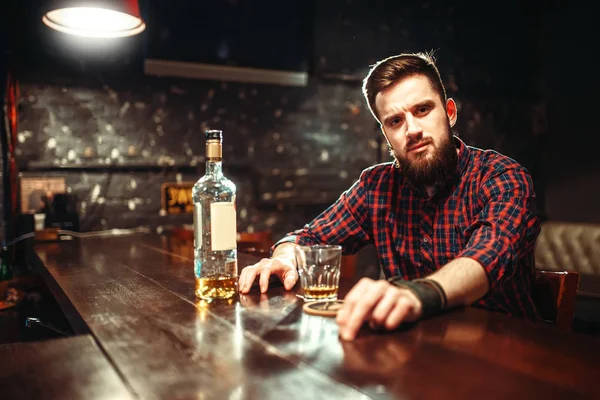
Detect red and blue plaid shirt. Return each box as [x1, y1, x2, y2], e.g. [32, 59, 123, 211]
[277, 137, 541, 320]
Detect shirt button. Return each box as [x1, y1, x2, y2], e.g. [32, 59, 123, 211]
[422, 237, 429, 243]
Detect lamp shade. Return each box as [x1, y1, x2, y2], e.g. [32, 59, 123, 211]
[42, 0, 146, 38]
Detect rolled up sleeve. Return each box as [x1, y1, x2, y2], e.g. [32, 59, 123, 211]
[457, 166, 541, 290]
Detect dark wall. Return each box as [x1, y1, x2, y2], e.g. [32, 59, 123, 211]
[5, 0, 593, 243]
[539, 2, 600, 223]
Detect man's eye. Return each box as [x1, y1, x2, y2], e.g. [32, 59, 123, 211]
[390, 118, 402, 126]
[417, 106, 430, 115]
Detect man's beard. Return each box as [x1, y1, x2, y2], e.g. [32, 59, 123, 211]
[390, 126, 458, 189]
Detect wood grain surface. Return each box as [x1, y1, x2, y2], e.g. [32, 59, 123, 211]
[31, 233, 600, 399]
[0, 334, 133, 400]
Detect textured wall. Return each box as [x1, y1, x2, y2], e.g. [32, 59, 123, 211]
[10, 0, 548, 244]
[16, 71, 376, 236]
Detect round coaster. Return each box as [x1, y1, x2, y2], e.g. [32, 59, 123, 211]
[302, 300, 344, 317]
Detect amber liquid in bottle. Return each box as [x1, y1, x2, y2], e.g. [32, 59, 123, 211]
[192, 130, 238, 301]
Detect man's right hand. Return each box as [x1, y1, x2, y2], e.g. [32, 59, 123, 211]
[238, 257, 298, 294]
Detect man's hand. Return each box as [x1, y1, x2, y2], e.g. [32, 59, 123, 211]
[336, 278, 423, 341]
[238, 257, 298, 294]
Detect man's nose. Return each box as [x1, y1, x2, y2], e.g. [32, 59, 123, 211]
[405, 114, 423, 137]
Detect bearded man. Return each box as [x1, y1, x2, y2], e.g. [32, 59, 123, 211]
[239, 52, 541, 341]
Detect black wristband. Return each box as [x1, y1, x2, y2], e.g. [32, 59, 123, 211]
[415, 278, 448, 310]
[387, 277, 445, 319]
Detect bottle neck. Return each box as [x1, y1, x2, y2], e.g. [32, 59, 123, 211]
[205, 140, 223, 177]
[205, 158, 223, 177]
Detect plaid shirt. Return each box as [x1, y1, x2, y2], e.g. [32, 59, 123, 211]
[277, 137, 541, 320]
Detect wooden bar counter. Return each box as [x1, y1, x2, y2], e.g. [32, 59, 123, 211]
[18, 233, 600, 399]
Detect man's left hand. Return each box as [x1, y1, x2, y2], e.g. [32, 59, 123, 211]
[336, 278, 423, 341]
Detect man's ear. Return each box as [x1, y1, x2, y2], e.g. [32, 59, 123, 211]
[446, 98, 458, 127]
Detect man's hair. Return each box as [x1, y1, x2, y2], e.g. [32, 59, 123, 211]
[362, 52, 447, 122]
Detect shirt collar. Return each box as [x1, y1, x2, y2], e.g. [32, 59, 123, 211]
[454, 135, 470, 177]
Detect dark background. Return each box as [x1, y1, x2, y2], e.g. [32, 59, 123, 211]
[1, 0, 598, 244]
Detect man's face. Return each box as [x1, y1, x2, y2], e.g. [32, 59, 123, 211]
[375, 74, 458, 187]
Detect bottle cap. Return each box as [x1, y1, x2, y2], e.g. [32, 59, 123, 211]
[205, 130, 222, 141]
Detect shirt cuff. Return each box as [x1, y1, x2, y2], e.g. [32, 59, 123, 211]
[271, 235, 297, 254]
[457, 239, 512, 290]
[271, 233, 319, 255]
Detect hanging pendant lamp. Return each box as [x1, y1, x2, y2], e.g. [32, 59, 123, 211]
[42, 0, 146, 38]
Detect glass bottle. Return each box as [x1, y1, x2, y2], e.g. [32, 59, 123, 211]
[192, 130, 238, 300]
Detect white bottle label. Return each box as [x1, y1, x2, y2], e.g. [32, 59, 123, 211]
[193, 203, 202, 248]
[210, 202, 236, 251]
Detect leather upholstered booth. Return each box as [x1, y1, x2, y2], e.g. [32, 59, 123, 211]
[535, 221, 600, 277]
[533, 221, 600, 331]
[531, 221, 600, 329]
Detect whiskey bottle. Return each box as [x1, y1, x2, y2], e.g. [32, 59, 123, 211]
[192, 130, 238, 300]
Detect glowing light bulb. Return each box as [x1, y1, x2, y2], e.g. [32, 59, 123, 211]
[42, 7, 145, 38]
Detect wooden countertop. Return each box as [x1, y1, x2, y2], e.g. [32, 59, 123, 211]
[0, 334, 133, 399]
[27, 233, 600, 399]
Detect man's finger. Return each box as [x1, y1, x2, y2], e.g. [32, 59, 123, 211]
[336, 278, 372, 326]
[258, 261, 273, 293]
[260, 258, 296, 291]
[385, 296, 414, 330]
[369, 287, 399, 328]
[343, 277, 374, 303]
[239, 263, 261, 293]
[339, 281, 387, 340]
[239, 259, 270, 293]
[281, 266, 298, 290]
[238, 265, 254, 294]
